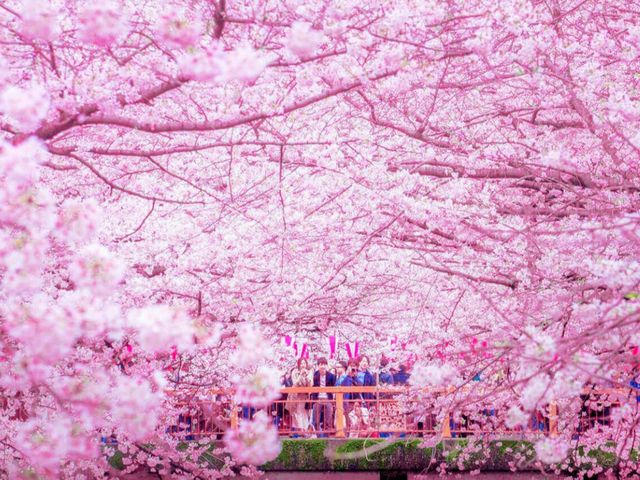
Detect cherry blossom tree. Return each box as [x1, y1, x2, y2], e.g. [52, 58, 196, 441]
[0, 0, 639, 477]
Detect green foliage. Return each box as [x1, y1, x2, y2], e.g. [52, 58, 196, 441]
[176, 442, 189, 452]
[444, 439, 494, 470]
[493, 439, 535, 462]
[198, 450, 226, 469]
[107, 450, 124, 471]
[263, 439, 329, 470]
[571, 444, 619, 471]
[587, 448, 618, 469]
[332, 439, 438, 471]
[335, 439, 383, 454]
[104, 439, 635, 475]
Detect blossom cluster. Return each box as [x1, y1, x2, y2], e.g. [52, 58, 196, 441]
[225, 325, 282, 465]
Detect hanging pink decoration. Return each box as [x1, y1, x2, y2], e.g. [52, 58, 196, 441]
[329, 335, 337, 359]
[296, 342, 309, 359]
[282, 335, 301, 358]
[345, 341, 360, 359]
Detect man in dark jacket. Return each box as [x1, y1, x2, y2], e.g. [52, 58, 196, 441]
[357, 355, 377, 402]
[342, 360, 361, 395]
[341, 360, 363, 435]
[311, 357, 335, 435]
[378, 356, 394, 385]
[393, 364, 410, 385]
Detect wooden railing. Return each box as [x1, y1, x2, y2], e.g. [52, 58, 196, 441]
[166, 385, 638, 440]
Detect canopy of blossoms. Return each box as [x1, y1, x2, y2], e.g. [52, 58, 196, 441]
[0, 0, 639, 477]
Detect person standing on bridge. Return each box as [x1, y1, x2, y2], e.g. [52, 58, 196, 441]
[377, 355, 394, 385]
[311, 357, 335, 436]
[286, 358, 312, 437]
[393, 363, 410, 385]
[335, 360, 348, 386]
[341, 360, 362, 435]
[357, 355, 377, 402]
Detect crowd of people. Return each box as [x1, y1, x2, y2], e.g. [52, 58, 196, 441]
[271, 355, 411, 437]
[172, 356, 640, 441]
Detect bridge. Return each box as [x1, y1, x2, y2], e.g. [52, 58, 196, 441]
[108, 385, 632, 478]
[168, 385, 626, 439]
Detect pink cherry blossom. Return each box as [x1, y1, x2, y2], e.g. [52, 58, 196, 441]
[68, 244, 126, 295]
[109, 376, 163, 441]
[410, 362, 460, 387]
[287, 22, 324, 58]
[520, 374, 552, 411]
[233, 324, 273, 369]
[14, 417, 99, 477]
[179, 45, 272, 84]
[522, 326, 556, 362]
[77, 2, 129, 47]
[19, 0, 61, 41]
[224, 411, 281, 465]
[154, 4, 203, 49]
[505, 406, 530, 429]
[0, 84, 50, 131]
[56, 198, 101, 244]
[535, 438, 570, 464]
[0, 138, 44, 194]
[234, 365, 282, 408]
[219, 45, 272, 84]
[126, 305, 195, 353]
[0, 234, 48, 294]
[177, 46, 224, 82]
[0, 138, 53, 234]
[4, 294, 75, 365]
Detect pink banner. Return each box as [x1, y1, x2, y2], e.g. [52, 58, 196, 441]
[283, 335, 300, 358]
[296, 343, 309, 359]
[345, 341, 359, 359]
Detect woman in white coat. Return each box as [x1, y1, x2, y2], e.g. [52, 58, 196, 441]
[285, 358, 312, 436]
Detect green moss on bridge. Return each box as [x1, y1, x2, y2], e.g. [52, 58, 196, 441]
[107, 438, 639, 475]
[264, 439, 527, 472]
[333, 439, 437, 471]
[263, 439, 330, 470]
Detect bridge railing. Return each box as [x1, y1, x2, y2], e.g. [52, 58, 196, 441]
[167, 385, 636, 440]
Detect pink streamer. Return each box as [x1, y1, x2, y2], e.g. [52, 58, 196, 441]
[345, 341, 360, 359]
